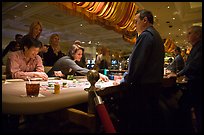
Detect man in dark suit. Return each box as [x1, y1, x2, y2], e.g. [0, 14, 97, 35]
[167, 46, 185, 73]
[118, 9, 165, 133]
[168, 26, 202, 133]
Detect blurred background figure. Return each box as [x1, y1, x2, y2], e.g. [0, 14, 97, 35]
[20, 20, 43, 50]
[168, 26, 202, 133]
[181, 48, 188, 62]
[95, 46, 111, 72]
[38, 44, 49, 65]
[2, 34, 23, 65]
[43, 34, 65, 66]
[166, 46, 185, 73]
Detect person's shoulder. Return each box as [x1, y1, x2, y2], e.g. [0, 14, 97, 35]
[58, 55, 70, 61]
[11, 50, 22, 54]
[197, 40, 202, 49]
[36, 54, 43, 59]
[139, 30, 153, 39]
[8, 50, 22, 57]
[8, 40, 16, 44]
[143, 26, 155, 35]
[21, 34, 30, 40]
[5, 41, 16, 48]
[55, 56, 73, 66]
[46, 46, 54, 52]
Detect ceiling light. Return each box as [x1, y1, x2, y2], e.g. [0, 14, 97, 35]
[167, 6, 170, 9]
[154, 15, 157, 18]
[80, 24, 83, 27]
[25, 5, 28, 8]
[178, 29, 181, 31]
[169, 33, 171, 35]
[172, 17, 175, 20]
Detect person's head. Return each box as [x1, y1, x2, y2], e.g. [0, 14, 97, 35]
[101, 46, 109, 55]
[134, 9, 154, 35]
[68, 44, 84, 61]
[15, 34, 23, 43]
[9, 41, 20, 51]
[186, 26, 202, 46]
[49, 34, 60, 46]
[22, 37, 42, 59]
[28, 21, 42, 39]
[168, 57, 173, 63]
[174, 46, 181, 55]
[40, 44, 49, 53]
[74, 40, 81, 45]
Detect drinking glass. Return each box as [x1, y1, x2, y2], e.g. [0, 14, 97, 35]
[26, 82, 40, 97]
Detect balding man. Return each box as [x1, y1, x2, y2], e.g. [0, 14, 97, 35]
[169, 26, 202, 133]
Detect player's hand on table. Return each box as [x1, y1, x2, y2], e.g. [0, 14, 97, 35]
[113, 81, 120, 86]
[113, 78, 121, 86]
[99, 73, 109, 82]
[167, 72, 177, 78]
[54, 71, 65, 77]
[33, 72, 48, 81]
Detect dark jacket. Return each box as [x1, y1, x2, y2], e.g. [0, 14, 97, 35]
[178, 40, 202, 81]
[47, 56, 89, 77]
[167, 54, 185, 73]
[43, 46, 65, 66]
[124, 26, 164, 85]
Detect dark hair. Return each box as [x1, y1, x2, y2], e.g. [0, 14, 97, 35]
[68, 44, 84, 59]
[21, 37, 42, 51]
[44, 44, 50, 48]
[15, 34, 23, 40]
[136, 9, 154, 24]
[74, 40, 81, 45]
[175, 46, 181, 53]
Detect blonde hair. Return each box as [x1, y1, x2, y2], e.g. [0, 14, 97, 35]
[49, 34, 59, 45]
[28, 20, 42, 39]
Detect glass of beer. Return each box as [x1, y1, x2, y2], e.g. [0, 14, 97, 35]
[26, 82, 40, 97]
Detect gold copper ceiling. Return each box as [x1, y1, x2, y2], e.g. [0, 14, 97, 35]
[49, 2, 138, 44]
